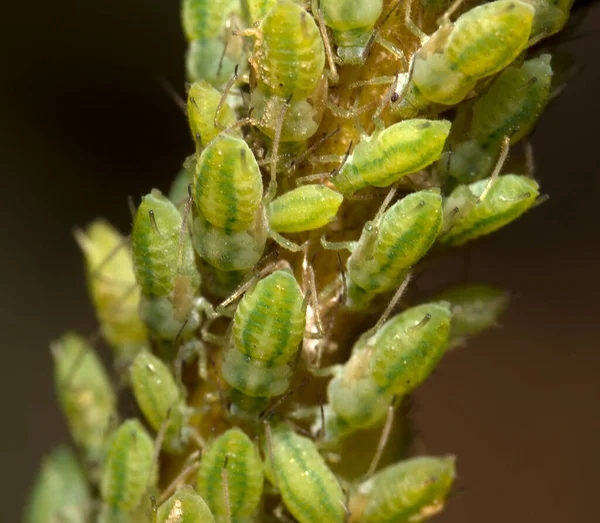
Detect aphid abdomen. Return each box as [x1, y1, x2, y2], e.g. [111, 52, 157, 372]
[182, 0, 236, 41]
[156, 486, 215, 523]
[440, 174, 540, 246]
[194, 135, 263, 232]
[197, 428, 264, 522]
[268, 185, 343, 233]
[353, 456, 456, 522]
[447, 0, 535, 79]
[243, 0, 277, 25]
[100, 420, 156, 515]
[522, 0, 573, 39]
[265, 422, 346, 523]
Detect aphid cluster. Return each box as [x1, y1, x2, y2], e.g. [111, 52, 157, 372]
[26, 0, 574, 521]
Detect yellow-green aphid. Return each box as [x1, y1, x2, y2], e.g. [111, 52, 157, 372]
[24, 446, 90, 523]
[446, 0, 535, 79]
[250, 0, 326, 143]
[264, 421, 346, 523]
[131, 190, 202, 343]
[317, 0, 383, 64]
[52, 333, 117, 471]
[326, 303, 451, 434]
[197, 428, 264, 522]
[192, 135, 268, 271]
[439, 174, 540, 246]
[242, 0, 277, 25]
[350, 456, 456, 523]
[130, 350, 193, 454]
[187, 80, 239, 147]
[268, 185, 343, 233]
[345, 190, 443, 310]
[155, 486, 215, 523]
[222, 269, 306, 398]
[181, 0, 242, 85]
[75, 220, 147, 361]
[431, 283, 510, 347]
[100, 419, 157, 521]
[522, 0, 573, 39]
[330, 120, 451, 195]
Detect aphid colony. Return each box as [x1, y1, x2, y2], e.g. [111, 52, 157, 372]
[26, 0, 571, 521]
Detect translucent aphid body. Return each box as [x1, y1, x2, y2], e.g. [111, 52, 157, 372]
[268, 185, 343, 233]
[345, 190, 443, 309]
[196, 428, 264, 522]
[318, 0, 384, 64]
[351, 456, 456, 522]
[100, 419, 157, 519]
[264, 422, 346, 523]
[132, 190, 202, 342]
[75, 220, 147, 360]
[439, 174, 540, 246]
[331, 120, 451, 195]
[52, 333, 117, 468]
[130, 350, 192, 454]
[24, 446, 90, 523]
[431, 283, 510, 347]
[222, 269, 306, 398]
[522, 0, 573, 39]
[155, 486, 215, 523]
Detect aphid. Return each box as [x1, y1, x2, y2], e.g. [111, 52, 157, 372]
[242, 0, 277, 26]
[99, 419, 157, 521]
[264, 421, 346, 523]
[74, 220, 147, 361]
[222, 268, 306, 400]
[130, 350, 199, 454]
[431, 283, 510, 347]
[131, 190, 203, 345]
[317, 0, 384, 65]
[324, 303, 451, 440]
[24, 446, 90, 523]
[169, 168, 194, 208]
[154, 486, 215, 523]
[330, 120, 451, 195]
[181, 0, 243, 86]
[521, 0, 573, 40]
[439, 174, 540, 246]
[52, 333, 117, 472]
[349, 456, 456, 522]
[196, 428, 264, 522]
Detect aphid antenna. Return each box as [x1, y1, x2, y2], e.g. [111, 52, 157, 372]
[215, 64, 240, 130]
[259, 376, 312, 422]
[437, 0, 466, 28]
[325, 98, 378, 119]
[204, 111, 257, 151]
[313, 0, 339, 84]
[372, 72, 400, 125]
[176, 184, 194, 272]
[362, 0, 404, 63]
[313, 396, 326, 441]
[157, 459, 201, 505]
[297, 138, 354, 186]
[524, 141, 535, 178]
[373, 184, 399, 225]
[404, 0, 429, 46]
[215, 38, 230, 84]
[530, 193, 550, 209]
[127, 195, 137, 222]
[149, 409, 171, 485]
[478, 136, 510, 202]
[369, 271, 413, 336]
[266, 94, 293, 203]
[290, 127, 341, 175]
[222, 455, 232, 523]
[157, 77, 187, 114]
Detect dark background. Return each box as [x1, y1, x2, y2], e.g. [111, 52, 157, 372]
[1, 1, 598, 521]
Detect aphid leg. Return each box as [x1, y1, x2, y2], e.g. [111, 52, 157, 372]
[158, 459, 201, 504]
[150, 409, 171, 483]
[373, 73, 400, 127]
[222, 456, 232, 523]
[295, 141, 352, 185]
[266, 95, 292, 202]
[177, 184, 193, 270]
[478, 136, 510, 202]
[290, 127, 340, 175]
[302, 250, 324, 340]
[368, 271, 413, 336]
[260, 376, 312, 421]
[269, 230, 306, 252]
[366, 402, 395, 477]
[158, 77, 187, 114]
[127, 195, 137, 221]
[150, 495, 158, 523]
[313, 0, 339, 83]
[362, 0, 403, 62]
[373, 184, 399, 225]
[404, 0, 428, 45]
[524, 140, 535, 178]
[437, 0, 466, 27]
[215, 64, 240, 130]
[320, 236, 356, 252]
[201, 314, 227, 345]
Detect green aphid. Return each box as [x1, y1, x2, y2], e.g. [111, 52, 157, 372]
[130, 350, 194, 454]
[351, 456, 456, 523]
[100, 419, 157, 520]
[268, 184, 343, 234]
[155, 486, 215, 523]
[24, 446, 90, 523]
[344, 190, 443, 310]
[431, 283, 510, 347]
[446, 0, 535, 79]
[168, 168, 194, 209]
[317, 0, 384, 65]
[52, 333, 117, 471]
[131, 190, 202, 342]
[181, 0, 242, 85]
[186, 80, 239, 147]
[74, 220, 147, 361]
[326, 303, 451, 433]
[522, 0, 573, 39]
[264, 421, 346, 523]
[242, 0, 277, 25]
[439, 174, 540, 246]
[330, 120, 451, 195]
[196, 428, 264, 522]
[222, 269, 306, 398]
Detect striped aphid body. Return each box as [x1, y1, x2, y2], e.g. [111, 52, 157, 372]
[350, 456, 456, 523]
[439, 174, 540, 246]
[264, 421, 346, 523]
[196, 428, 264, 522]
[222, 269, 306, 401]
[155, 486, 216, 523]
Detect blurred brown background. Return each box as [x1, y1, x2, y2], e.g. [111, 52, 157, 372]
[0, 1, 598, 521]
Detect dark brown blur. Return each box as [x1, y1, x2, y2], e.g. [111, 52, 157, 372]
[1, 1, 598, 521]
